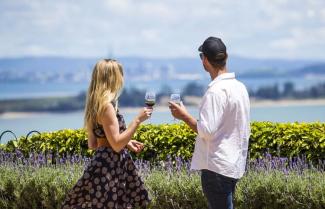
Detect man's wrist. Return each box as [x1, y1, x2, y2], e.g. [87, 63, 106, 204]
[134, 118, 141, 126]
[183, 113, 198, 133]
[182, 113, 192, 123]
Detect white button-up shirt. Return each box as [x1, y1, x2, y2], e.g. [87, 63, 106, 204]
[190, 72, 250, 179]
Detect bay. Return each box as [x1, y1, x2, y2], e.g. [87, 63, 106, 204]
[1, 104, 325, 144]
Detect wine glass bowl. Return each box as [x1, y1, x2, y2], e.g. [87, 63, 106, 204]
[170, 93, 181, 105]
[170, 93, 181, 122]
[145, 92, 156, 107]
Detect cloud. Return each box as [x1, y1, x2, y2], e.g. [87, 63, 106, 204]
[321, 9, 325, 22]
[271, 38, 297, 50]
[0, 0, 325, 60]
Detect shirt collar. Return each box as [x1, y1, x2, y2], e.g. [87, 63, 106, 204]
[208, 72, 236, 87]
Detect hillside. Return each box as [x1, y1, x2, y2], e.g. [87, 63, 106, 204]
[0, 56, 324, 83]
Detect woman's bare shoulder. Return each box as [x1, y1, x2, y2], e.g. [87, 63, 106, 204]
[98, 102, 117, 124]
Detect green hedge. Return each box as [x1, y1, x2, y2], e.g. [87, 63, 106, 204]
[249, 122, 325, 161]
[2, 122, 325, 161]
[0, 165, 324, 209]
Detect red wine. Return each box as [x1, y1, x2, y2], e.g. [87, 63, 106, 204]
[145, 101, 155, 107]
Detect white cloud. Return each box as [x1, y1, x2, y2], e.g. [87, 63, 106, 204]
[270, 38, 297, 50]
[141, 29, 161, 42]
[24, 45, 49, 56]
[307, 9, 316, 18]
[0, 0, 325, 59]
[320, 9, 325, 22]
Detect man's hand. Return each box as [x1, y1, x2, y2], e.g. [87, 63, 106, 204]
[169, 101, 198, 133]
[168, 101, 189, 121]
[127, 140, 144, 153]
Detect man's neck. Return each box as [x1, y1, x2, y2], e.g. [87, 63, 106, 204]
[210, 67, 227, 80]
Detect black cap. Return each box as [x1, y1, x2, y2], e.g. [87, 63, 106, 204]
[198, 37, 227, 58]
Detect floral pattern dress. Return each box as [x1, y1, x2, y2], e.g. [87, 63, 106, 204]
[61, 111, 150, 209]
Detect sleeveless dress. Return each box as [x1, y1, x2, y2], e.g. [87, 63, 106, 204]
[61, 111, 150, 209]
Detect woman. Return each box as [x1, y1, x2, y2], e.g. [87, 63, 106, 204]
[61, 59, 152, 209]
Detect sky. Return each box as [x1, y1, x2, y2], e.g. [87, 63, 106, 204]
[0, 0, 325, 60]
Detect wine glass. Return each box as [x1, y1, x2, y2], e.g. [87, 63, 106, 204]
[170, 93, 181, 105]
[145, 91, 156, 122]
[145, 91, 156, 107]
[170, 93, 181, 121]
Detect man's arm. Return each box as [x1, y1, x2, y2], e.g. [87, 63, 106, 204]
[170, 90, 226, 140]
[182, 113, 198, 133]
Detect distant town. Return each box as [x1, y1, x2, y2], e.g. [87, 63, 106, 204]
[0, 56, 324, 113]
[0, 56, 324, 84]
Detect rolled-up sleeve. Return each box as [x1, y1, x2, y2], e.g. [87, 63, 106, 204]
[197, 90, 227, 140]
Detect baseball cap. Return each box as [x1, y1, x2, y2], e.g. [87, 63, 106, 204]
[198, 37, 227, 59]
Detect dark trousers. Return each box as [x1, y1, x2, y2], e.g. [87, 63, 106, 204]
[201, 169, 238, 209]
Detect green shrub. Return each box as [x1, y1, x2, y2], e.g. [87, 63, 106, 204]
[249, 122, 325, 161]
[2, 122, 325, 162]
[133, 123, 196, 161]
[4, 129, 90, 157]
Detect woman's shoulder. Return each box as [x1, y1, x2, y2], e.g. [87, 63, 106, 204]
[97, 102, 116, 123]
[103, 102, 116, 113]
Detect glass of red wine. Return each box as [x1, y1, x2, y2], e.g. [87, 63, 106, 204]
[145, 91, 156, 107]
[145, 91, 156, 122]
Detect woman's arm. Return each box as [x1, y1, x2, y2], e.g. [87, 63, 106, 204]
[87, 124, 98, 150]
[101, 103, 152, 153]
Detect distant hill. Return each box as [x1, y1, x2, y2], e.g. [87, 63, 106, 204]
[0, 57, 96, 72]
[0, 55, 323, 72]
[295, 64, 325, 75]
[0, 56, 324, 83]
[228, 55, 323, 72]
[238, 63, 325, 78]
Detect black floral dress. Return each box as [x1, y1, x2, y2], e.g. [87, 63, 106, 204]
[61, 111, 150, 209]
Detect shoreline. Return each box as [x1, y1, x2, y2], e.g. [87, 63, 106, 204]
[250, 98, 325, 108]
[1, 98, 325, 119]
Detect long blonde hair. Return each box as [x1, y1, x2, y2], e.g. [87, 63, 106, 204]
[84, 59, 124, 130]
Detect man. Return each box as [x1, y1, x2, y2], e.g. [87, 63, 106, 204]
[169, 37, 250, 209]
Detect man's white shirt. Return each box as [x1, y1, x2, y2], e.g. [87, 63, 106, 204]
[190, 72, 250, 179]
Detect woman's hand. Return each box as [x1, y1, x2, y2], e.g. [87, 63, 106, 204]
[136, 107, 153, 123]
[127, 140, 144, 153]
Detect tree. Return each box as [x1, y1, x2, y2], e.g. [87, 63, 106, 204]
[283, 82, 295, 97]
[119, 88, 145, 107]
[182, 82, 204, 96]
[255, 84, 280, 99]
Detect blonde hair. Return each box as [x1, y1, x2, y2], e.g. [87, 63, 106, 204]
[84, 59, 124, 130]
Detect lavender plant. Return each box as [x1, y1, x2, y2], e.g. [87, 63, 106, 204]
[0, 149, 324, 209]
